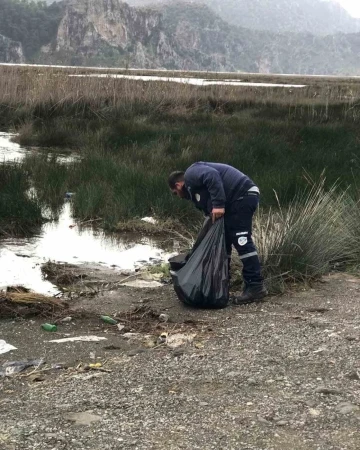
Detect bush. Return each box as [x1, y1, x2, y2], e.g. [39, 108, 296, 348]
[254, 179, 360, 293]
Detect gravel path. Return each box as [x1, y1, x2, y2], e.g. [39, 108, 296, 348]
[1, 273, 360, 449]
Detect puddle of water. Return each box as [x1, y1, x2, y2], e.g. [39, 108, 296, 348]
[0, 132, 28, 161]
[70, 74, 307, 88]
[0, 132, 79, 163]
[0, 134, 173, 294]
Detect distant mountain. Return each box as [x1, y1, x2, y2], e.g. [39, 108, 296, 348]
[2, 0, 360, 75]
[128, 0, 360, 35]
[0, 34, 24, 63]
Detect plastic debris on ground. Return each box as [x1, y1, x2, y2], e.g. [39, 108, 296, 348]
[47, 336, 107, 343]
[0, 339, 17, 355]
[0, 359, 45, 377]
[41, 323, 57, 332]
[122, 280, 163, 288]
[141, 217, 157, 225]
[165, 333, 196, 349]
[100, 315, 117, 325]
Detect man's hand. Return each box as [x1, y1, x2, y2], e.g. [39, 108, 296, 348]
[212, 207, 225, 223]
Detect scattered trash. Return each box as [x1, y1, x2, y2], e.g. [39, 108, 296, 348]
[88, 363, 102, 369]
[100, 315, 117, 325]
[165, 333, 196, 349]
[28, 374, 45, 382]
[123, 332, 141, 340]
[61, 316, 73, 323]
[159, 313, 169, 323]
[158, 332, 168, 344]
[89, 352, 96, 360]
[194, 342, 205, 349]
[51, 363, 67, 370]
[0, 359, 45, 377]
[143, 336, 157, 348]
[0, 340, 17, 355]
[83, 363, 111, 373]
[141, 217, 157, 225]
[122, 280, 163, 288]
[41, 323, 57, 332]
[47, 336, 107, 343]
[117, 324, 125, 332]
[65, 192, 75, 199]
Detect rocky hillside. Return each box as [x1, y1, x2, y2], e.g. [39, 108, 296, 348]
[128, 0, 360, 35]
[0, 34, 24, 63]
[2, 0, 360, 75]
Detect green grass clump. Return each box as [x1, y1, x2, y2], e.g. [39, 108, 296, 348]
[254, 180, 360, 293]
[0, 163, 43, 236]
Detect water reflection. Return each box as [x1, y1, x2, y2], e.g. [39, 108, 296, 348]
[0, 134, 171, 294]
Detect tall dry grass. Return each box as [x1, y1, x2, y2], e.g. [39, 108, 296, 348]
[1, 65, 360, 124]
[254, 179, 360, 292]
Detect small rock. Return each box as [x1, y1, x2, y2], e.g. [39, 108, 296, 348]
[159, 313, 169, 323]
[309, 408, 321, 417]
[275, 420, 287, 427]
[345, 335, 358, 342]
[123, 332, 141, 340]
[226, 371, 242, 378]
[315, 387, 342, 395]
[61, 317, 73, 323]
[346, 370, 360, 381]
[127, 349, 146, 357]
[64, 411, 102, 426]
[199, 402, 209, 407]
[103, 345, 121, 351]
[29, 374, 45, 383]
[247, 378, 258, 386]
[258, 417, 271, 424]
[336, 403, 359, 415]
[306, 307, 329, 313]
[264, 411, 275, 421]
[172, 348, 185, 358]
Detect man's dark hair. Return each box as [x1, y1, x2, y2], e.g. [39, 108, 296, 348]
[168, 171, 185, 188]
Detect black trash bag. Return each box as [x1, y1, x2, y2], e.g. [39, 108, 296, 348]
[170, 218, 229, 309]
[169, 217, 212, 272]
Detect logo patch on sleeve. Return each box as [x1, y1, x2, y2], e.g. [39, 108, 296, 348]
[238, 236, 247, 246]
[195, 193, 201, 202]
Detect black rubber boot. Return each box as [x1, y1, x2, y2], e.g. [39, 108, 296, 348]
[233, 283, 268, 305]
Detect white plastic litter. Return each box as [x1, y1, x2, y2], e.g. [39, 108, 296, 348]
[47, 336, 107, 343]
[0, 340, 17, 355]
[141, 217, 157, 225]
[166, 333, 196, 349]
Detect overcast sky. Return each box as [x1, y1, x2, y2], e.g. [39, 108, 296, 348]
[335, 0, 360, 17]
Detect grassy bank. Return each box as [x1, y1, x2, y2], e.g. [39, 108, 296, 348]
[0, 162, 43, 237]
[1, 65, 360, 290]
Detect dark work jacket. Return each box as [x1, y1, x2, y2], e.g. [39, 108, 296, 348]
[184, 162, 256, 215]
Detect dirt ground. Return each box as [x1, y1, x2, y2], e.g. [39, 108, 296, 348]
[1, 268, 360, 450]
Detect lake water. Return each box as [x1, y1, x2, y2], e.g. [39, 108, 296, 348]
[70, 73, 307, 88]
[0, 134, 172, 294]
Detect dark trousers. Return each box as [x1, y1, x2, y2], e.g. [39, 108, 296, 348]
[224, 195, 263, 285]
